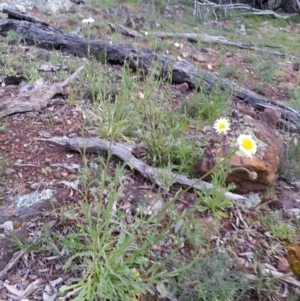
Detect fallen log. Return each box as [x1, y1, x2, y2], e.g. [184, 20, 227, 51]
[38, 136, 245, 201]
[1, 7, 300, 129]
[107, 23, 287, 57]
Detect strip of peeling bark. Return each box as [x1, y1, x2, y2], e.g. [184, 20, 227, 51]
[38, 136, 245, 201]
[1, 7, 300, 129]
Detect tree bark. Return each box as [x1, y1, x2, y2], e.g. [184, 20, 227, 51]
[281, 0, 300, 12]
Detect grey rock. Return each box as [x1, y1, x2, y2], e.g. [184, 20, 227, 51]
[4, 168, 16, 176]
[162, 4, 185, 19]
[1, 0, 73, 15]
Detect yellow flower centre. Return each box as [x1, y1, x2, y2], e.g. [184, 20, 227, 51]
[242, 138, 253, 150]
[219, 123, 226, 130]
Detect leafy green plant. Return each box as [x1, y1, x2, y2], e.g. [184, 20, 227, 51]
[251, 82, 267, 96]
[50, 162, 191, 301]
[256, 62, 275, 84]
[42, 166, 52, 175]
[219, 65, 237, 78]
[180, 88, 230, 123]
[0, 157, 6, 175]
[6, 30, 21, 45]
[181, 212, 221, 249]
[22, 61, 41, 82]
[279, 133, 300, 181]
[260, 212, 296, 242]
[141, 122, 200, 174]
[169, 250, 248, 301]
[287, 87, 300, 111]
[195, 158, 235, 218]
[242, 53, 258, 64]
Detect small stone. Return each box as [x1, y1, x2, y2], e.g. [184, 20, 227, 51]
[61, 172, 68, 178]
[66, 120, 72, 125]
[293, 62, 300, 71]
[259, 108, 281, 127]
[163, 4, 184, 19]
[193, 53, 207, 62]
[30, 183, 39, 190]
[54, 172, 61, 179]
[249, 236, 257, 245]
[277, 82, 294, 91]
[61, 85, 70, 96]
[38, 131, 51, 138]
[45, 158, 51, 164]
[181, 52, 189, 58]
[68, 174, 78, 181]
[175, 83, 189, 93]
[277, 257, 289, 272]
[137, 91, 144, 100]
[10, 61, 19, 68]
[54, 117, 64, 125]
[118, 192, 125, 200]
[236, 257, 246, 268]
[5, 168, 15, 176]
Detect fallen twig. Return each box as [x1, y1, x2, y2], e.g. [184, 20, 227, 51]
[0, 250, 26, 280]
[243, 269, 300, 289]
[38, 136, 245, 201]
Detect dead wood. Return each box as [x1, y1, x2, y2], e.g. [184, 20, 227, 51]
[38, 136, 245, 201]
[193, 0, 297, 19]
[1, 7, 300, 129]
[0, 251, 25, 280]
[0, 66, 84, 118]
[107, 22, 287, 57]
[245, 269, 300, 287]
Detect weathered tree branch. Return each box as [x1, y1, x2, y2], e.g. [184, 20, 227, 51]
[1, 7, 300, 129]
[193, 0, 297, 19]
[107, 22, 287, 57]
[38, 136, 245, 201]
[0, 66, 84, 118]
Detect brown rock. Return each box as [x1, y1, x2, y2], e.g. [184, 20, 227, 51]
[293, 62, 300, 71]
[277, 257, 289, 272]
[277, 82, 294, 91]
[198, 117, 280, 193]
[193, 53, 207, 62]
[175, 83, 189, 93]
[259, 108, 281, 127]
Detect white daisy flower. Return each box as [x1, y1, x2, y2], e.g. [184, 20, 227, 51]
[237, 134, 257, 157]
[82, 18, 95, 25]
[213, 118, 231, 135]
